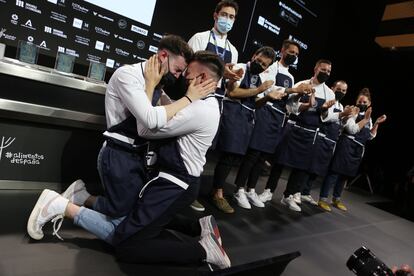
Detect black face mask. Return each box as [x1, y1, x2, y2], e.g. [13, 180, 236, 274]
[356, 104, 368, 112]
[159, 57, 177, 87]
[316, 71, 330, 83]
[335, 91, 345, 101]
[250, 60, 264, 75]
[284, 53, 296, 66]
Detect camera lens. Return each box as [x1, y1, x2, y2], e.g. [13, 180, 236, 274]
[347, 246, 394, 276]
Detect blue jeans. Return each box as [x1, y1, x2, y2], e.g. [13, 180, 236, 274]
[74, 207, 125, 245]
[319, 172, 347, 200]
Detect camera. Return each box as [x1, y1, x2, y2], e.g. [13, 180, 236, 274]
[347, 246, 410, 276]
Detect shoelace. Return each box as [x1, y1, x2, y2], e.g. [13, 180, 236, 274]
[51, 214, 64, 241]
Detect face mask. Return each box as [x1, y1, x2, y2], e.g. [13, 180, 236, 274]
[284, 53, 296, 66]
[217, 16, 234, 34]
[249, 60, 264, 75]
[316, 71, 329, 83]
[335, 91, 345, 101]
[160, 57, 177, 87]
[356, 104, 368, 112]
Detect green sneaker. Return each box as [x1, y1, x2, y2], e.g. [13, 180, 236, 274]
[190, 200, 205, 212]
[212, 195, 234, 214]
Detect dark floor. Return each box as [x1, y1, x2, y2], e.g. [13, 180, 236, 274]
[1, 165, 414, 276]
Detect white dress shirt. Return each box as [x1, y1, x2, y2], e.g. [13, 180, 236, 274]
[104, 62, 168, 134]
[138, 96, 220, 177]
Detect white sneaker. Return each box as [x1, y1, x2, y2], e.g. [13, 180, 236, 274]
[258, 189, 273, 203]
[27, 189, 69, 240]
[234, 189, 251, 209]
[293, 192, 301, 204]
[280, 195, 301, 212]
[246, 189, 265, 208]
[301, 195, 318, 205]
[199, 233, 231, 269]
[199, 215, 222, 246]
[61, 179, 90, 206]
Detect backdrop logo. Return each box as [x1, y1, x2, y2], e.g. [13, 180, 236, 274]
[0, 136, 15, 161]
[118, 19, 127, 29]
[11, 14, 19, 25]
[0, 28, 6, 38]
[50, 11, 67, 23]
[72, 2, 88, 13]
[131, 25, 148, 36]
[21, 19, 36, 30]
[137, 40, 145, 50]
[0, 28, 17, 41]
[0, 136, 46, 165]
[15, 0, 24, 7]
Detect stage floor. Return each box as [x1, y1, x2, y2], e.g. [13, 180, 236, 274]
[1, 165, 413, 275]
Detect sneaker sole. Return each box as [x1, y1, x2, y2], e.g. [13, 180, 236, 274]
[200, 216, 222, 246]
[27, 189, 51, 240]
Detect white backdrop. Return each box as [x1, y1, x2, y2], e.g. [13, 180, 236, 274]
[84, 0, 157, 26]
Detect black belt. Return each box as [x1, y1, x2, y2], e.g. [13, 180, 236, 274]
[106, 137, 148, 154]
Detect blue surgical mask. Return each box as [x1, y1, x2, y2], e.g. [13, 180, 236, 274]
[217, 16, 234, 34]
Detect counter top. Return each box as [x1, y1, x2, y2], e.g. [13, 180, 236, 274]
[0, 58, 107, 95]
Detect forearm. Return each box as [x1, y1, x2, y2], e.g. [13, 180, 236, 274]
[370, 123, 379, 137]
[228, 87, 260, 99]
[163, 97, 192, 120]
[357, 119, 369, 130]
[145, 83, 156, 102]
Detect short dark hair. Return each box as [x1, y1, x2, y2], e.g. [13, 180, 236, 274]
[192, 51, 224, 81]
[254, 46, 276, 62]
[158, 35, 193, 63]
[215, 0, 239, 15]
[315, 59, 332, 67]
[282, 39, 300, 50]
[358, 87, 372, 102]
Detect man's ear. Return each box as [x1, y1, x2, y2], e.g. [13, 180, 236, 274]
[158, 50, 168, 63]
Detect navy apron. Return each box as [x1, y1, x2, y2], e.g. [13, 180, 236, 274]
[276, 88, 327, 171]
[308, 106, 342, 176]
[206, 30, 232, 149]
[97, 66, 163, 217]
[112, 126, 202, 245]
[249, 62, 293, 153]
[205, 30, 232, 99]
[215, 64, 260, 155]
[330, 113, 372, 177]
